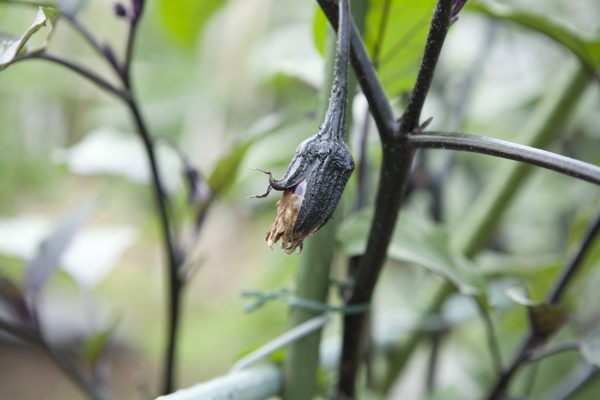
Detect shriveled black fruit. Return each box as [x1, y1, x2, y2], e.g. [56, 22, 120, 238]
[253, 0, 354, 253]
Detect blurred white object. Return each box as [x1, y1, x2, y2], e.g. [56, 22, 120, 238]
[53, 126, 181, 194]
[0, 215, 136, 288]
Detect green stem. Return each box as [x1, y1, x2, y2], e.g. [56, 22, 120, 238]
[282, 222, 338, 400]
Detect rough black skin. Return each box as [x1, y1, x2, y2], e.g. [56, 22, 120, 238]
[255, 0, 354, 237]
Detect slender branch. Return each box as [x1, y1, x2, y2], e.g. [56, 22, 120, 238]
[123, 94, 182, 394]
[11, 52, 126, 100]
[553, 365, 599, 400]
[474, 299, 503, 375]
[398, 0, 453, 135]
[114, 2, 183, 393]
[11, 2, 180, 395]
[408, 132, 600, 185]
[0, 319, 102, 400]
[320, 1, 454, 397]
[123, 3, 144, 88]
[317, 0, 396, 141]
[486, 207, 600, 399]
[62, 13, 105, 59]
[425, 332, 441, 395]
[526, 341, 580, 363]
[548, 208, 600, 303]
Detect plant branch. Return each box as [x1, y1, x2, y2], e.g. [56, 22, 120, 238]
[408, 131, 600, 185]
[398, 0, 452, 135]
[486, 207, 600, 399]
[0, 319, 102, 400]
[62, 13, 105, 59]
[123, 90, 182, 395]
[317, 0, 396, 141]
[322, 0, 454, 397]
[526, 341, 580, 363]
[12, 52, 126, 100]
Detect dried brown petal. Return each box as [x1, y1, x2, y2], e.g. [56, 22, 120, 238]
[266, 181, 308, 254]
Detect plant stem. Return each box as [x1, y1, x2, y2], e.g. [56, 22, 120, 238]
[317, 0, 396, 140]
[526, 341, 580, 363]
[12, 53, 126, 99]
[119, 4, 183, 392]
[13, 4, 184, 395]
[486, 207, 600, 399]
[408, 131, 600, 185]
[333, 1, 453, 396]
[123, 94, 182, 394]
[0, 319, 103, 400]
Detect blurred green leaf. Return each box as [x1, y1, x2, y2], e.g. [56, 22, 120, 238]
[365, 0, 436, 97]
[506, 286, 567, 338]
[158, 0, 226, 48]
[337, 209, 486, 295]
[207, 138, 255, 195]
[470, 1, 600, 72]
[0, 6, 60, 71]
[580, 339, 600, 367]
[312, 0, 436, 96]
[83, 318, 119, 365]
[312, 5, 328, 56]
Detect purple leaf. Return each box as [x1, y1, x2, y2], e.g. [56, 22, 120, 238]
[24, 201, 97, 303]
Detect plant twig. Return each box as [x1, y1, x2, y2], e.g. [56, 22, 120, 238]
[486, 207, 600, 399]
[553, 364, 599, 400]
[318, 0, 453, 396]
[526, 341, 580, 363]
[317, 0, 396, 141]
[62, 13, 105, 59]
[12, 52, 126, 99]
[408, 131, 600, 185]
[398, 0, 452, 136]
[0, 318, 102, 400]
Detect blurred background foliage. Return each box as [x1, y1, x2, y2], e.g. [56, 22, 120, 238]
[0, 0, 599, 399]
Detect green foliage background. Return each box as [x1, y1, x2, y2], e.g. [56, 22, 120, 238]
[0, 0, 599, 398]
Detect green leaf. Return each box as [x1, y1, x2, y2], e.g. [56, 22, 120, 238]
[312, 0, 436, 96]
[365, 0, 437, 97]
[207, 138, 255, 195]
[0, 6, 60, 71]
[469, 1, 600, 72]
[312, 5, 328, 56]
[506, 286, 567, 338]
[337, 209, 486, 295]
[158, 0, 226, 48]
[580, 339, 600, 367]
[83, 318, 119, 365]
